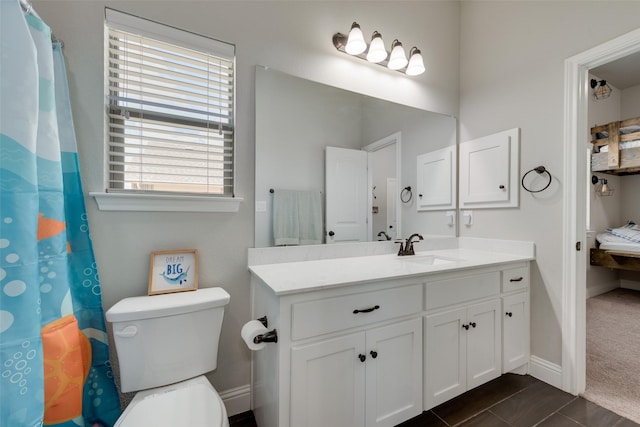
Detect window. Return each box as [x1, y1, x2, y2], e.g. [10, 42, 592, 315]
[105, 9, 235, 197]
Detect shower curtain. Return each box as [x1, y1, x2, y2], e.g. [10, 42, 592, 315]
[0, 1, 121, 425]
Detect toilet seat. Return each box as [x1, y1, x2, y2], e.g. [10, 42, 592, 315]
[115, 376, 229, 427]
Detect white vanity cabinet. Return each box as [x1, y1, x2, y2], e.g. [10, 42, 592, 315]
[501, 265, 530, 373]
[423, 263, 530, 410]
[291, 317, 422, 427]
[251, 278, 424, 427]
[250, 253, 531, 427]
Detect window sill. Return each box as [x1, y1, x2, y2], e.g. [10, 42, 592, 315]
[90, 192, 243, 213]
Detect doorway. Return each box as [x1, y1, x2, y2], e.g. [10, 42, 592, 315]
[363, 132, 402, 242]
[562, 27, 640, 395]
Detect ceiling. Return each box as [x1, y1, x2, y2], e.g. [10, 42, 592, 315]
[591, 50, 640, 89]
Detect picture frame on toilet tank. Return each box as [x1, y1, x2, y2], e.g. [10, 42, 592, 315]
[148, 249, 199, 295]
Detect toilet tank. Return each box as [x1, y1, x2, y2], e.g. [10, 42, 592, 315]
[106, 287, 230, 393]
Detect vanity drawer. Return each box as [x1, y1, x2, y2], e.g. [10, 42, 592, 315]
[502, 266, 529, 293]
[291, 284, 423, 340]
[425, 271, 500, 310]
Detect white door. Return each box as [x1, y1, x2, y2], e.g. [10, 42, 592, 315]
[386, 178, 397, 240]
[502, 292, 530, 373]
[326, 146, 368, 244]
[365, 318, 422, 427]
[466, 299, 502, 389]
[291, 333, 366, 427]
[424, 308, 467, 409]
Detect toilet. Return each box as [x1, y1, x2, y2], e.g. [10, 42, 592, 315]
[105, 287, 231, 427]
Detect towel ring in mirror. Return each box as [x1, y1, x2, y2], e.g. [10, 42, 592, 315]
[521, 166, 552, 193]
[400, 186, 413, 203]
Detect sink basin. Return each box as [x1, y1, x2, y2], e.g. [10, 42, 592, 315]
[398, 255, 460, 266]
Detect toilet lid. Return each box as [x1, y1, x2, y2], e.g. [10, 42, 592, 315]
[116, 378, 224, 427]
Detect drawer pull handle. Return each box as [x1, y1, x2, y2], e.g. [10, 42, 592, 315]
[462, 324, 470, 330]
[509, 277, 524, 282]
[358, 354, 366, 362]
[370, 350, 378, 359]
[353, 305, 380, 314]
[506, 312, 513, 317]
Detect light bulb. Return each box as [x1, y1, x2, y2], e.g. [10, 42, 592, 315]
[406, 47, 425, 76]
[345, 22, 367, 55]
[366, 31, 387, 63]
[387, 39, 408, 70]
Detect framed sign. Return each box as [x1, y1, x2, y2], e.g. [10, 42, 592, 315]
[148, 249, 198, 295]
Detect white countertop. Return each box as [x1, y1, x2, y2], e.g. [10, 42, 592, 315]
[249, 247, 534, 296]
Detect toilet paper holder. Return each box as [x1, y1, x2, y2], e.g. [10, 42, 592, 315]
[254, 316, 278, 344]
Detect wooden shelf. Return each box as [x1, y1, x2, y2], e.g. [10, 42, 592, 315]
[591, 116, 640, 175]
[590, 248, 640, 271]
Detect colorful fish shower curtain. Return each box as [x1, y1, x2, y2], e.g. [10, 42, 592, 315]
[0, 1, 121, 426]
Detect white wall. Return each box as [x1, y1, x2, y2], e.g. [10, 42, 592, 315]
[31, 0, 460, 402]
[620, 84, 640, 222]
[459, 1, 640, 367]
[620, 84, 640, 286]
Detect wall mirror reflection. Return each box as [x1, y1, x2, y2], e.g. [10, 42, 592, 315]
[255, 67, 457, 248]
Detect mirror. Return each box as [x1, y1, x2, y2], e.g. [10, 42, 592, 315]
[255, 67, 457, 248]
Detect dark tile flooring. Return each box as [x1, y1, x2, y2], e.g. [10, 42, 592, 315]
[228, 374, 640, 427]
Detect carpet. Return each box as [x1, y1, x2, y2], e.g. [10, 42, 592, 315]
[583, 288, 640, 423]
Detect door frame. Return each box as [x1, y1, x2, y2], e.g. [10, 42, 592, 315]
[562, 27, 640, 395]
[363, 132, 402, 242]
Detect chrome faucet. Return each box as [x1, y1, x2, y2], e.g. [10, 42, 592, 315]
[397, 233, 424, 256]
[377, 231, 391, 241]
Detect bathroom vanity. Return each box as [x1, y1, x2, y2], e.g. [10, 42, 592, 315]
[248, 239, 533, 427]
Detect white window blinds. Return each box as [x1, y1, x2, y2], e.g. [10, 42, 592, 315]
[105, 9, 235, 196]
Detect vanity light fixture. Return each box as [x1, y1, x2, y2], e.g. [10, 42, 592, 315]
[345, 22, 367, 55]
[332, 22, 425, 76]
[590, 79, 613, 100]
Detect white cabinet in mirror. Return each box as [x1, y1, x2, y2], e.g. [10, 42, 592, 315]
[255, 66, 457, 247]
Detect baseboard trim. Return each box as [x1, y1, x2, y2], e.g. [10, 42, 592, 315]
[220, 384, 251, 417]
[586, 281, 619, 298]
[529, 355, 563, 389]
[621, 280, 640, 291]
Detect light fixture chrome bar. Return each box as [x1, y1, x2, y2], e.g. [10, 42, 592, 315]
[332, 23, 425, 76]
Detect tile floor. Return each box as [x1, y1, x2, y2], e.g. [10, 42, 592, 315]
[229, 374, 640, 427]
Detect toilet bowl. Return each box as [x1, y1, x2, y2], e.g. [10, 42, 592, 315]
[114, 376, 229, 427]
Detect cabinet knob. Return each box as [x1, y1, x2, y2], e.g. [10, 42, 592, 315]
[506, 312, 513, 317]
[499, 185, 505, 189]
[462, 324, 470, 330]
[358, 354, 366, 362]
[470, 322, 476, 328]
[419, 194, 423, 198]
[370, 350, 378, 359]
[328, 230, 335, 237]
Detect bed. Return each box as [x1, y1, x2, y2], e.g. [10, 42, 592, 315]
[590, 225, 640, 271]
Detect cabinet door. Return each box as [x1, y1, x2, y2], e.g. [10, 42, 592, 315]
[365, 318, 422, 427]
[416, 146, 456, 211]
[466, 299, 502, 389]
[459, 128, 519, 209]
[291, 333, 366, 427]
[502, 292, 530, 373]
[424, 308, 467, 409]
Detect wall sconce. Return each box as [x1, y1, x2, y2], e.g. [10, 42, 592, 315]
[333, 22, 425, 76]
[590, 79, 612, 100]
[591, 175, 614, 196]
